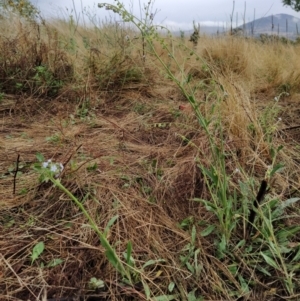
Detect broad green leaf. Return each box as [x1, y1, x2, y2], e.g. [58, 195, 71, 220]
[188, 95, 195, 104]
[278, 198, 300, 210]
[238, 274, 249, 293]
[277, 145, 284, 152]
[142, 280, 151, 299]
[179, 216, 194, 229]
[193, 198, 216, 212]
[187, 289, 197, 301]
[279, 245, 292, 254]
[228, 263, 238, 275]
[36, 152, 44, 162]
[123, 252, 134, 268]
[105, 249, 118, 268]
[31, 241, 45, 264]
[277, 226, 300, 242]
[218, 235, 226, 253]
[47, 258, 64, 267]
[202, 166, 218, 185]
[168, 282, 175, 292]
[260, 252, 280, 270]
[269, 163, 285, 178]
[234, 239, 246, 250]
[142, 259, 165, 270]
[89, 277, 105, 289]
[186, 261, 195, 274]
[257, 265, 271, 276]
[200, 225, 215, 237]
[292, 248, 300, 262]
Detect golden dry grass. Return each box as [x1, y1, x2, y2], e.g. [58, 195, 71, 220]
[1, 11, 300, 301]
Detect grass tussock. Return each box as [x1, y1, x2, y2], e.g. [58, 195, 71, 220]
[1, 3, 300, 301]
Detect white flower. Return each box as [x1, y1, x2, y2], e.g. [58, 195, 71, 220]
[274, 96, 278, 102]
[42, 159, 52, 168]
[50, 164, 58, 173]
[41, 159, 63, 177]
[278, 117, 282, 121]
[234, 168, 240, 174]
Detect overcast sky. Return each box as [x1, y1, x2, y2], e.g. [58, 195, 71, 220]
[32, 0, 299, 30]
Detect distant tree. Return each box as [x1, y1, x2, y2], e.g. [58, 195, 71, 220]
[282, 0, 300, 12]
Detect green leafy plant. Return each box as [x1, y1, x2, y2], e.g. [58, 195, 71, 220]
[180, 226, 202, 277]
[45, 133, 61, 144]
[33, 65, 62, 96]
[31, 241, 44, 264]
[89, 277, 105, 290]
[33, 153, 133, 282]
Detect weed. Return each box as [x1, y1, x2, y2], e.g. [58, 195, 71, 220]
[31, 241, 44, 265]
[45, 133, 61, 144]
[89, 277, 105, 290]
[180, 225, 202, 277]
[33, 65, 63, 96]
[33, 153, 134, 282]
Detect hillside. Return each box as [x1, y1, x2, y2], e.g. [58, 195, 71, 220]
[242, 13, 300, 38]
[179, 13, 300, 38]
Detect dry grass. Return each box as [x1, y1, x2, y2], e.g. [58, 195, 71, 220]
[1, 9, 300, 301]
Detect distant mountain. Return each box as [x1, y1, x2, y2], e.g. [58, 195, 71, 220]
[177, 14, 300, 39]
[241, 13, 300, 38]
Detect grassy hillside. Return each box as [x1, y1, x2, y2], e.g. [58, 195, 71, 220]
[1, 2, 300, 300]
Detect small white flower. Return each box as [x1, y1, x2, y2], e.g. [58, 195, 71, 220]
[50, 164, 58, 173]
[278, 117, 282, 121]
[42, 161, 48, 168]
[234, 168, 240, 174]
[42, 159, 52, 168]
[274, 96, 278, 102]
